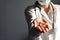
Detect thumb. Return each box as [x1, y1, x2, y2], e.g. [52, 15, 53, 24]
[34, 20, 38, 28]
[42, 18, 48, 23]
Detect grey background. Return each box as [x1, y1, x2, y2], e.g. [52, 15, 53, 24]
[0, 0, 60, 40]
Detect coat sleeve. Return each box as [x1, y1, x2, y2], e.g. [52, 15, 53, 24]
[24, 7, 41, 37]
[24, 7, 37, 29]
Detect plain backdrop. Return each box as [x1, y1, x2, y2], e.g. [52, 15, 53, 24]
[0, 0, 60, 40]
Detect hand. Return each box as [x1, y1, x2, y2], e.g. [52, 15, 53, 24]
[33, 18, 51, 33]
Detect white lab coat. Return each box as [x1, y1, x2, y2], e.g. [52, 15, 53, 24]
[25, 1, 60, 40]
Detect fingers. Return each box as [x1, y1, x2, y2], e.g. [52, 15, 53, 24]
[39, 23, 49, 33]
[43, 23, 49, 29]
[45, 28, 49, 32]
[34, 20, 38, 28]
[36, 26, 42, 32]
[34, 22, 49, 33]
[40, 24, 46, 33]
[43, 18, 48, 23]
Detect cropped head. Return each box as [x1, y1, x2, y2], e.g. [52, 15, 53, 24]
[37, 0, 51, 5]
